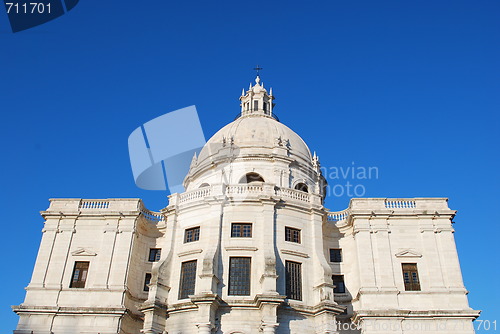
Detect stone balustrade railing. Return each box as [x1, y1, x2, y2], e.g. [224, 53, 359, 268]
[348, 198, 449, 211]
[79, 200, 110, 209]
[327, 210, 350, 222]
[226, 184, 264, 195]
[46, 199, 165, 223]
[276, 187, 310, 202]
[174, 183, 312, 206]
[179, 186, 212, 204]
[384, 199, 416, 209]
[139, 208, 165, 222]
[325, 198, 451, 223]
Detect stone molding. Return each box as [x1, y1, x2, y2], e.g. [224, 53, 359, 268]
[352, 309, 481, 322]
[395, 249, 422, 258]
[177, 249, 203, 257]
[280, 249, 309, 258]
[71, 248, 97, 256]
[225, 246, 258, 252]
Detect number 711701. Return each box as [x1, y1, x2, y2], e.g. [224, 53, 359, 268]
[5, 2, 52, 14]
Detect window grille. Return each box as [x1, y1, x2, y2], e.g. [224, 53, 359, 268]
[231, 223, 252, 237]
[285, 260, 302, 300]
[179, 260, 197, 299]
[228, 257, 251, 296]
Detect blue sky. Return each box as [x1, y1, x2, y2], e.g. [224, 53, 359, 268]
[0, 0, 499, 332]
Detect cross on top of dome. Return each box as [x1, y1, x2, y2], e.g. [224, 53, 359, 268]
[253, 65, 263, 76]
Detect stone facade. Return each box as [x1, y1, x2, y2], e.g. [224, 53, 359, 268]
[13, 77, 479, 334]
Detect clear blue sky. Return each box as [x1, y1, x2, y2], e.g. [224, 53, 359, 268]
[1, 0, 498, 332]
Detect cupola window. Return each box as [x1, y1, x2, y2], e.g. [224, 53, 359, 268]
[294, 183, 308, 193]
[240, 173, 265, 183]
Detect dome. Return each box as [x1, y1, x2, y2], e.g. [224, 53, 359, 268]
[196, 114, 312, 166]
[185, 76, 321, 189]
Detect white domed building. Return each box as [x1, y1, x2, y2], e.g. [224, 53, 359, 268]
[13, 77, 479, 334]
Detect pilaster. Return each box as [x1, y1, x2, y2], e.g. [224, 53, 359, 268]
[259, 194, 279, 294]
[256, 294, 284, 334]
[198, 192, 224, 294]
[418, 217, 446, 290]
[44, 216, 76, 290]
[108, 218, 136, 289]
[310, 207, 333, 296]
[370, 217, 398, 293]
[93, 217, 120, 289]
[27, 217, 59, 289]
[191, 294, 221, 333]
[139, 300, 168, 334]
[435, 221, 466, 290]
[352, 217, 377, 291]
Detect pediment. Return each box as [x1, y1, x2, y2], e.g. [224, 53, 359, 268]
[71, 248, 97, 256]
[395, 249, 422, 258]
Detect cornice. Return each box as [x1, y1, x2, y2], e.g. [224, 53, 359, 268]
[225, 246, 258, 252]
[280, 249, 309, 258]
[177, 249, 203, 257]
[352, 309, 481, 322]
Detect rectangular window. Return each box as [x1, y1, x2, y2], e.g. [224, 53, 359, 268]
[144, 273, 152, 292]
[184, 227, 200, 243]
[179, 260, 197, 299]
[228, 257, 251, 296]
[329, 248, 342, 263]
[70, 261, 89, 288]
[332, 275, 346, 293]
[402, 263, 421, 291]
[148, 248, 161, 262]
[285, 260, 302, 300]
[231, 223, 252, 237]
[285, 226, 301, 243]
[253, 100, 258, 111]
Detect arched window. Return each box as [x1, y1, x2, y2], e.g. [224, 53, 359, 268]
[199, 183, 210, 188]
[239, 172, 265, 183]
[294, 183, 308, 193]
